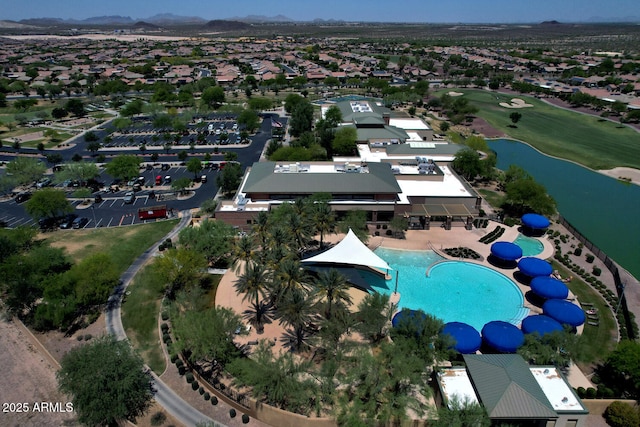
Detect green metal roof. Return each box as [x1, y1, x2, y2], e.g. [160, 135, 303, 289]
[355, 125, 409, 142]
[463, 354, 558, 420]
[242, 162, 401, 195]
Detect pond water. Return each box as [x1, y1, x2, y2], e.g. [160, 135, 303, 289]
[488, 139, 640, 280]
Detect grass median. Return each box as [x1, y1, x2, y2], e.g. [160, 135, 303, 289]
[435, 88, 640, 171]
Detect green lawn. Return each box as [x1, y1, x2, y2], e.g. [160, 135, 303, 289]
[552, 261, 617, 371]
[121, 263, 166, 374]
[45, 219, 179, 274]
[434, 88, 640, 171]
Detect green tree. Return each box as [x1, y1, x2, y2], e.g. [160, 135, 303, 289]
[201, 86, 225, 109]
[277, 288, 315, 352]
[289, 99, 314, 138]
[178, 219, 235, 266]
[284, 93, 304, 114]
[120, 99, 145, 117]
[509, 111, 522, 125]
[54, 162, 99, 185]
[331, 126, 357, 156]
[503, 176, 556, 217]
[431, 397, 491, 427]
[155, 247, 207, 298]
[24, 188, 73, 221]
[234, 262, 271, 329]
[64, 98, 85, 117]
[57, 335, 154, 426]
[216, 162, 243, 197]
[354, 292, 394, 343]
[312, 200, 336, 249]
[105, 155, 141, 181]
[5, 157, 46, 187]
[313, 268, 352, 319]
[171, 177, 193, 195]
[237, 108, 260, 133]
[452, 147, 483, 181]
[603, 401, 640, 427]
[338, 210, 369, 243]
[599, 340, 640, 399]
[186, 157, 202, 180]
[247, 97, 273, 111]
[171, 306, 244, 367]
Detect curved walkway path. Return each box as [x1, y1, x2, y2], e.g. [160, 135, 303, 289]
[104, 210, 227, 427]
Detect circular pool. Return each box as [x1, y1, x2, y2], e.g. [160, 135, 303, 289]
[372, 248, 529, 331]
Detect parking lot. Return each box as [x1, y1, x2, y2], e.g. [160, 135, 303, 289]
[1, 112, 282, 230]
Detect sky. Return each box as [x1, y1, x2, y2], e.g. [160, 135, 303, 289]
[2, 0, 639, 23]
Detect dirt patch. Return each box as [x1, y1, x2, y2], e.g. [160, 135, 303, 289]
[0, 317, 77, 426]
[447, 91, 464, 97]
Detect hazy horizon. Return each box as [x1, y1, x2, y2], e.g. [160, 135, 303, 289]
[2, 0, 639, 24]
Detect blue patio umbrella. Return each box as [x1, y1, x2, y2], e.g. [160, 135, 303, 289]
[543, 299, 586, 327]
[530, 276, 569, 300]
[521, 213, 550, 230]
[481, 321, 525, 353]
[491, 241, 523, 261]
[518, 257, 553, 278]
[442, 322, 482, 354]
[521, 315, 565, 337]
[392, 309, 427, 329]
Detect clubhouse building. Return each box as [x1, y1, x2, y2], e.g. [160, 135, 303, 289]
[215, 99, 482, 230]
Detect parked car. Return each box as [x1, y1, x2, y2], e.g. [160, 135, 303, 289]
[14, 192, 31, 203]
[36, 177, 52, 188]
[123, 192, 135, 204]
[72, 217, 89, 229]
[59, 214, 78, 229]
[201, 175, 207, 183]
[163, 176, 171, 184]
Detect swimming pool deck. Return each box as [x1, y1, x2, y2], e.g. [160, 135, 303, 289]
[215, 221, 593, 388]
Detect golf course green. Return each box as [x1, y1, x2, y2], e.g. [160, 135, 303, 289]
[436, 88, 640, 171]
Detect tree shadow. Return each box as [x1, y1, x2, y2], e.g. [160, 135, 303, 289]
[242, 301, 275, 334]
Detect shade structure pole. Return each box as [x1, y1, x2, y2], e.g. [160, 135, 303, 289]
[394, 270, 399, 294]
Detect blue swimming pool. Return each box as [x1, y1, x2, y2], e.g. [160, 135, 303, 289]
[371, 248, 529, 331]
[513, 234, 544, 257]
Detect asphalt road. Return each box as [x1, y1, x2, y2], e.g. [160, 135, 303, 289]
[104, 210, 227, 427]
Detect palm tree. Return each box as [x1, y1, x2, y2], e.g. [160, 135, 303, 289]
[231, 234, 257, 274]
[287, 214, 313, 253]
[312, 202, 336, 249]
[234, 262, 270, 329]
[277, 288, 315, 352]
[313, 268, 352, 319]
[274, 258, 309, 304]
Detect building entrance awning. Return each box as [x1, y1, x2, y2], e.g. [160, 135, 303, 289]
[406, 203, 476, 217]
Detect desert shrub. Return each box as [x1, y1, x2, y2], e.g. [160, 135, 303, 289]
[161, 311, 169, 321]
[586, 254, 595, 263]
[229, 408, 236, 418]
[191, 380, 199, 390]
[573, 247, 582, 256]
[161, 323, 169, 332]
[199, 386, 205, 395]
[77, 335, 83, 341]
[211, 396, 218, 405]
[576, 387, 586, 398]
[593, 266, 602, 276]
[586, 387, 597, 398]
[186, 372, 194, 383]
[84, 334, 92, 341]
[150, 411, 167, 426]
[242, 414, 250, 424]
[178, 365, 186, 375]
[604, 401, 640, 427]
[204, 392, 210, 401]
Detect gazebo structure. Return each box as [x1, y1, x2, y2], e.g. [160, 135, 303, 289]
[521, 213, 551, 236]
[543, 300, 586, 327]
[521, 315, 565, 337]
[442, 322, 482, 354]
[481, 321, 525, 353]
[518, 257, 553, 279]
[530, 276, 569, 300]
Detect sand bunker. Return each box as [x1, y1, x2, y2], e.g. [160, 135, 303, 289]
[500, 98, 533, 108]
[448, 91, 464, 97]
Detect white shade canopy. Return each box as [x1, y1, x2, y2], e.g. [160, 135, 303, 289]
[301, 229, 392, 271]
